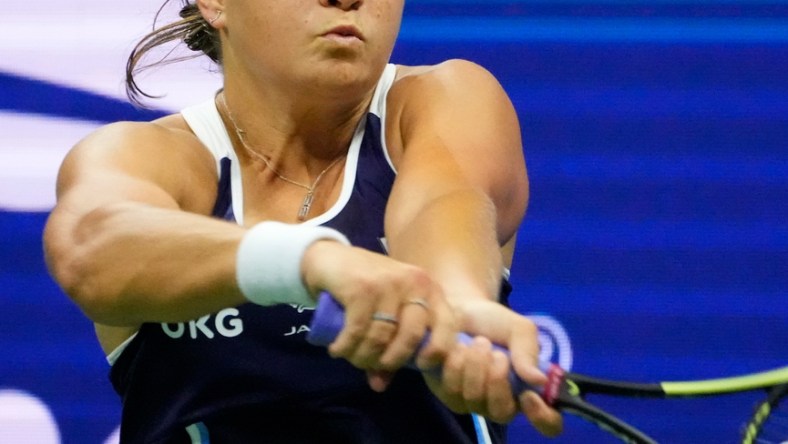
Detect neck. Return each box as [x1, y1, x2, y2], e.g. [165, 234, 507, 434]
[220, 71, 375, 171]
[217, 88, 358, 221]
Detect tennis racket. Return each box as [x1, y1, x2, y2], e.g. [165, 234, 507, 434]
[306, 291, 788, 444]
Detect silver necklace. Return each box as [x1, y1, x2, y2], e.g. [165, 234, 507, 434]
[219, 94, 346, 220]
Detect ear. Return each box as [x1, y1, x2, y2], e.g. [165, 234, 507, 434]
[196, 0, 225, 28]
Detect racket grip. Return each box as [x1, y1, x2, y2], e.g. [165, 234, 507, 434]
[306, 291, 541, 398]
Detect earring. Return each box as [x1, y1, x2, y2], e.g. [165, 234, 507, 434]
[208, 10, 223, 25]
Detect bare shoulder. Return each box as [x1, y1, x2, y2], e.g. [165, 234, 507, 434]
[385, 60, 518, 159]
[74, 114, 207, 161]
[394, 59, 496, 83]
[59, 114, 217, 213]
[389, 59, 507, 107]
[388, 59, 513, 129]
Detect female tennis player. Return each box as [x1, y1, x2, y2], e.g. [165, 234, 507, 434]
[43, 0, 561, 442]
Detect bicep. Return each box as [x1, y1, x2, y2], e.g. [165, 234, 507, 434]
[46, 122, 217, 252]
[54, 122, 215, 218]
[386, 61, 529, 243]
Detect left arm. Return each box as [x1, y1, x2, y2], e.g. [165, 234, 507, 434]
[385, 60, 527, 309]
[384, 60, 560, 434]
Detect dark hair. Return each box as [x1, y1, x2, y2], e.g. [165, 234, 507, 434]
[125, 1, 222, 106]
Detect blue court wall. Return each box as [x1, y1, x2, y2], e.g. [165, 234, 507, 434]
[1, 1, 786, 443]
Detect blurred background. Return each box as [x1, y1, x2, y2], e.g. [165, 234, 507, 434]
[2, 1, 786, 442]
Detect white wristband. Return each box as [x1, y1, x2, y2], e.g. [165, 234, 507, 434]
[236, 221, 350, 307]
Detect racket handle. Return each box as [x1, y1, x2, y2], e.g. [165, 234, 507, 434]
[306, 291, 542, 398]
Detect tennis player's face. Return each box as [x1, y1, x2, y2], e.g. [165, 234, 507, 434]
[224, 0, 404, 94]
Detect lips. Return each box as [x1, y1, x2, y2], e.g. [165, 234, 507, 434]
[323, 25, 364, 41]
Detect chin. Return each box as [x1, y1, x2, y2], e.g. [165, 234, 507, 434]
[304, 59, 381, 95]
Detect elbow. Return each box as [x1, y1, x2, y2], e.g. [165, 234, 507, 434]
[46, 241, 120, 324]
[495, 172, 528, 245]
[43, 208, 128, 325]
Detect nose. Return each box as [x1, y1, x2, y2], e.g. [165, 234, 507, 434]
[321, 0, 363, 11]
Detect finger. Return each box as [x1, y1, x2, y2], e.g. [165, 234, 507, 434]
[378, 297, 430, 369]
[486, 350, 517, 423]
[508, 317, 548, 388]
[366, 369, 394, 393]
[351, 303, 401, 367]
[440, 342, 467, 399]
[328, 295, 374, 359]
[415, 289, 456, 369]
[462, 337, 493, 414]
[520, 391, 563, 437]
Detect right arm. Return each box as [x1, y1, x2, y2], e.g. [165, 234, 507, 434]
[44, 119, 457, 388]
[44, 120, 248, 326]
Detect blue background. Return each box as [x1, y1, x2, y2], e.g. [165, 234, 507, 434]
[1, 1, 786, 442]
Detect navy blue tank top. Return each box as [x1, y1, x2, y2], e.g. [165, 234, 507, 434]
[109, 65, 509, 444]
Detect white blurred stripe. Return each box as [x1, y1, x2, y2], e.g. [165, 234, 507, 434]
[0, 111, 99, 211]
[3, 2, 223, 211]
[0, 389, 61, 444]
[3, 2, 221, 110]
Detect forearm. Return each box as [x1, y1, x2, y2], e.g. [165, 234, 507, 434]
[385, 189, 503, 309]
[45, 201, 246, 326]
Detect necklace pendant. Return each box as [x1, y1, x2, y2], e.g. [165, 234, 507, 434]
[298, 191, 315, 220]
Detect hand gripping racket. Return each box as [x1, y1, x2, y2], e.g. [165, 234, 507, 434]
[306, 292, 788, 444]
